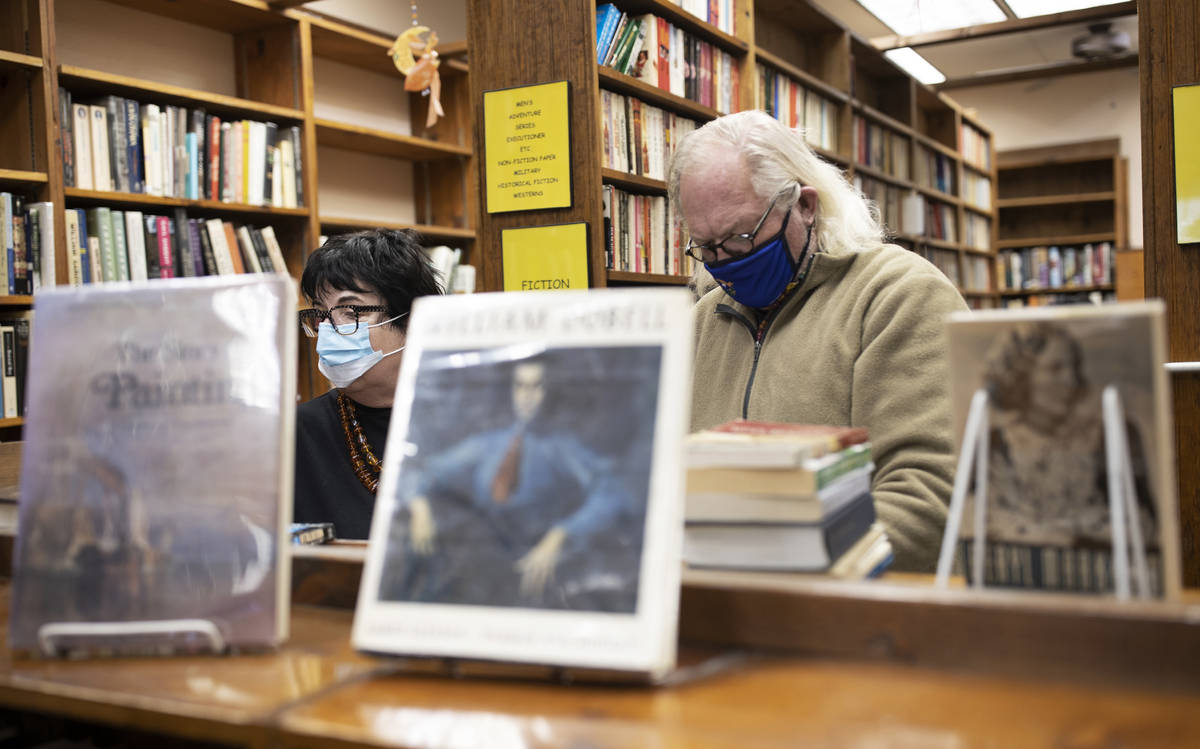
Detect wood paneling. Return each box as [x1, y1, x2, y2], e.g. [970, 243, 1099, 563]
[235, 22, 301, 109]
[1140, 0, 1200, 585]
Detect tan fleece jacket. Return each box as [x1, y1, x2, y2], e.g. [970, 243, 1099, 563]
[691, 242, 969, 572]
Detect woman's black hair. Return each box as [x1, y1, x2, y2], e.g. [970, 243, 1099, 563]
[300, 229, 444, 330]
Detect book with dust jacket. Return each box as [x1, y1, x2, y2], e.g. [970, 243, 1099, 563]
[10, 274, 296, 655]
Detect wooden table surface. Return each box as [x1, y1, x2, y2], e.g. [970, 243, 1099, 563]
[1, 576, 1199, 748]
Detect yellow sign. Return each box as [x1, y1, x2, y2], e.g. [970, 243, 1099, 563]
[1174, 84, 1200, 244]
[502, 223, 590, 291]
[484, 80, 572, 213]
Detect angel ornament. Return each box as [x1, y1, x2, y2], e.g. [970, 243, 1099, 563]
[390, 24, 445, 129]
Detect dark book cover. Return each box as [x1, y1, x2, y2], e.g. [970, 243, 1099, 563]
[105, 95, 128, 193]
[58, 88, 74, 188]
[195, 218, 218, 276]
[192, 108, 207, 202]
[124, 98, 142, 194]
[75, 209, 91, 285]
[25, 207, 39, 296]
[289, 126, 303, 207]
[169, 209, 188, 278]
[248, 226, 274, 273]
[142, 215, 162, 279]
[10, 196, 24, 295]
[0, 314, 31, 416]
[263, 122, 278, 207]
[186, 219, 206, 276]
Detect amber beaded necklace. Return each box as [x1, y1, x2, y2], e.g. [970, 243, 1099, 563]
[337, 392, 382, 493]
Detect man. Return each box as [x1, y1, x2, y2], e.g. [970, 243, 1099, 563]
[381, 356, 643, 611]
[293, 229, 443, 538]
[668, 110, 968, 572]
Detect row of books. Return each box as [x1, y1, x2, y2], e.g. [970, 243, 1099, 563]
[855, 175, 917, 237]
[63, 206, 289, 286]
[754, 65, 839, 153]
[601, 185, 691, 277]
[683, 420, 892, 577]
[958, 540, 1163, 594]
[925, 200, 958, 243]
[962, 170, 992, 211]
[600, 90, 700, 180]
[960, 122, 992, 171]
[963, 254, 990, 292]
[964, 212, 991, 251]
[916, 247, 961, 288]
[60, 89, 304, 209]
[0, 313, 28, 419]
[668, 0, 735, 35]
[995, 242, 1115, 292]
[595, 5, 739, 115]
[913, 147, 955, 196]
[0, 194, 54, 296]
[1001, 290, 1116, 307]
[854, 116, 910, 181]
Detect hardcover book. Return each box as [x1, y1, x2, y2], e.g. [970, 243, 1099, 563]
[353, 289, 692, 678]
[947, 301, 1179, 598]
[10, 274, 297, 655]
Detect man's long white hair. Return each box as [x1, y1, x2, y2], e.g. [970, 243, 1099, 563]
[668, 110, 885, 256]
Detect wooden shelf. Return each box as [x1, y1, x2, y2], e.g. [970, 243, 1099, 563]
[0, 296, 33, 306]
[59, 65, 304, 122]
[963, 246, 993, 257]
[606, 270, 689, 286]
[812, 145, 850, 166]
[963, 202, 992, 216]
[64, 188, 310, 218]
[0, 418, 22, 429]
[303, 14, 471, 78]
[894, 233, 958, 251]
[853, 162, 913, 190]
[753, 47, 849, 103]
[0, 170, 48, 187]
[0, 50, 42, 71]
[996, 232, 1115, 249]
[997, 192, 1116, 209]
[613, 0, 748, 56]
[319, 216, 475, 242]
[601, 168, 667, 195]
[915, 185, 960, 205]
[961, 289, 995, 297]
[101, 0, 285, 33]
[851, 100, 912, 136]
[598, 67, 721, 122]
[314, 119, 470, 160]
[914, 132, 959, 162]
[961, 159, 993, 176]
[998, 284, 1114, 297]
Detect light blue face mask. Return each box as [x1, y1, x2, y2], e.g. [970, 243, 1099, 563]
[316, 312, 406, 388]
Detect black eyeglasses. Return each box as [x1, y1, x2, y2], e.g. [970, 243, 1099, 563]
[298, 305, 388, 337]
[684, 192, 793, 265]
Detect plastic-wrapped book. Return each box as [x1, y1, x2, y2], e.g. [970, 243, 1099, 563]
[10, 274, 297, 656]
[353, 288, 692, 679]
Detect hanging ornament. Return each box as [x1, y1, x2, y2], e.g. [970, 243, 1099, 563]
[389, 2, 444, 129]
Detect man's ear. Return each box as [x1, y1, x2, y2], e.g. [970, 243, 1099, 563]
[797, 185, 819, 228]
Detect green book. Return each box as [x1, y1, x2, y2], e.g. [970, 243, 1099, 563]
[86, 207, 116, 283]
[110, 210, 130, 281]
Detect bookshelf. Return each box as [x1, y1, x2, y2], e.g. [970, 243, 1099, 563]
[467, 0, 998, 299]
[0, 0, 477, 410]
[995, 138, 1127, 308]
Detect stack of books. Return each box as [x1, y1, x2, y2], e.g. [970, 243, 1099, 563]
[683, 420, 893, 577]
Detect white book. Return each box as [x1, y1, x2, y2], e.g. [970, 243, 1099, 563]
[258, 226, 288, 275]
[88, 105, 111, 192]
[161, 106, 173, 198]
[143, 104, 162, 197]
[9, 275, 297, 656]
[247, 121, 267, 206]
[204, 218, 236, 275]
[87, 235, 102, 286]
[236, 225, 262, 273]
[27, 202, 55, 291]
[353, 289, 692, 679]
[63, 210, 82, 287]
[279, 139, 297, 209]
[73, 104, 94, 190]
[425, 245, 460, 293]
[124, 210, 148, 282]
[0, 325, 16, 419]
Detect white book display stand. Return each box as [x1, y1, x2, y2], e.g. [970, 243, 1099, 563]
[935, 385, 1150, 599]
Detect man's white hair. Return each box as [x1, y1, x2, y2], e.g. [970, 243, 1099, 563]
[668, 110, 885, 256]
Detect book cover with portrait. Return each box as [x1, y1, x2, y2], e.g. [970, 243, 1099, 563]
[947, 301, 1179, 598]
[353, 289, 692, 678]
[10, 274, 297, 655]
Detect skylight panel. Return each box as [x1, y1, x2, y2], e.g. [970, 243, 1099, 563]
[884, 47, 946, 85]
[1005, 0, 1126, 18]
[857, 0, 1007, 35]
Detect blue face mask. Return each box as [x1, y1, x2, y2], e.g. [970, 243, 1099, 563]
[706, 211, 812, 309]
[316, 313, 406, 389]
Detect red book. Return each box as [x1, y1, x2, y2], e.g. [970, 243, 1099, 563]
[689, 419, 870, 469]
[657, 17, 671, 91]
[155, 215, 174, 278]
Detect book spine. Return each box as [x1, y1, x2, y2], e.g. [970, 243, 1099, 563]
[142, 214, 162, 279]
[289, 126, 303, 207]
[156, 215, 173, 278]
[25, 206, 39, 294]
[89, 104, 111, 192]
[259, 226, 288, 274]
[187, 219, 206, 276]
[59, 88, 74, 187]
[106, 95, 128, 192]
[125, 98, 142, 194]
[73, 104, 93, 190]
[1, 327, 16, 419]
[172, 208, 194, 277]
[110, 210, 130, 281]
[196, 219, 218, 275]
[125, 210, 148, 281]
[822, 493, 876, 566]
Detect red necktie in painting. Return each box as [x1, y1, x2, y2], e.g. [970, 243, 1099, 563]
[491, 429, 523, 504]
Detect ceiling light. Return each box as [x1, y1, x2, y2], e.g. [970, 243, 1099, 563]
[885, 47, 946, 85]
[1005, 0, 1126, 19]
[857, 0, 1006, 35]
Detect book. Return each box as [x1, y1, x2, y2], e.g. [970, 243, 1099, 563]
[0, 326, 16, 419]
[290, 522, 335, 546]
[9, 274, 298, 656]
[595, 4, 623, 64]
[684, 491, 876, 571]
[687, 419, 870, 468]
[88, 104, 112, 192]
[685, 464, 872, 523]
[946, 301, 1179, 598]
[353, 288, 692, 678]
[73, 104, 93, 190]
[258, 226, 288, 275]
[687, 443, 873, 495]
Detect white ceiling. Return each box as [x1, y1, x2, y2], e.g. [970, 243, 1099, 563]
[811, 0, 1137, 82]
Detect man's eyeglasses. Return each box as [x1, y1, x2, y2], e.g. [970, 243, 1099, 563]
[684, 192, 792, 265]
[298, 305, 388, 337]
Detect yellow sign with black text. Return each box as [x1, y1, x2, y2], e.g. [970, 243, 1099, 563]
[502, 223, 589, 291]
[484, 80, 572, 213]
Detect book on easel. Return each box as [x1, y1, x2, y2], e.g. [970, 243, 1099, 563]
[353, 289, 692, 680]
[946, 301, 1179, 598]
[9, 274, 298, 656]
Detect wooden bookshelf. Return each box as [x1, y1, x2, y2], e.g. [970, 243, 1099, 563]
[996, 232, 1116, 249]
[0, 169, 48, 186]
[319, 216, 476, 242]
[607, 270, 689, 286]
[313, 119, 472, 160]
[598, 67, 723, 121]
[602, 168, 668, 196]
[63, 187, 311, 217]
[0, 49, 41, 71]
[998, 284, 1114, 297]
